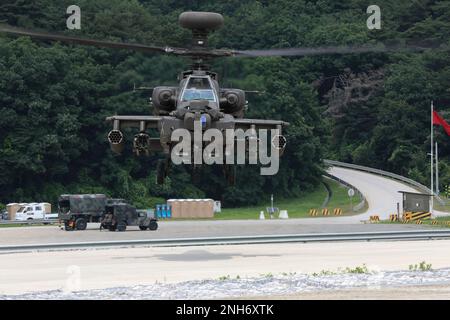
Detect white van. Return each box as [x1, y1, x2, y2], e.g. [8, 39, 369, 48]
[15, 203, 57, 221]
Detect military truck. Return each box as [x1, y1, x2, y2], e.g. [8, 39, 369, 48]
[58, 194, 158, 232]
[58, 194, 108, 230]
[100, 203, 158, 232]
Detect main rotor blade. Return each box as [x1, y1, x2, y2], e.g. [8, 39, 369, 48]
[233, 41, 446, 57]
[0, 25, 188, 54]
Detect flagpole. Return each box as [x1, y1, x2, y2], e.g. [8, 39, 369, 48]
[431, 101, 434, 216]
[436, 141, 439, 195]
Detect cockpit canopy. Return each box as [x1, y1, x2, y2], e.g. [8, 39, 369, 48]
[181, 76, 217, 102]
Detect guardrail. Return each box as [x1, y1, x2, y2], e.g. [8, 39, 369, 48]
[0, 219, 59, 225]
[324, 159, 446, 205]
[321, 180, 332, 208]
[323, 173, 366, 211]
[1, 230, 449, 252]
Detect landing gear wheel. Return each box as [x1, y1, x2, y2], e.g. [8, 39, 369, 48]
[75, 217, 87, 231]
[64, 222, 74, 231]
[139, 225, 148, 231]
[117, 221, 127, 232]
[149, 220, 158, 231]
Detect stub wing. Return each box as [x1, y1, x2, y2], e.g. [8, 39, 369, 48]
[105, 115, 289, 155]
[233, 118, 288, 153]
[234, 118, 289, 130]
[106, 115, 162, 130]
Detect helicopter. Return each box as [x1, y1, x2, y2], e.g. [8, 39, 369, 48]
[0, 11, 291, 185]
[0, 11, 440, 184]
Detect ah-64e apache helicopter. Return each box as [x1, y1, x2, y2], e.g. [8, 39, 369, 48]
[1, 11, 438, 184]
[1, 11, 291, 184]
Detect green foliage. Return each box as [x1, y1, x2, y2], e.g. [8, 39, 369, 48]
[261, 272, 274, 278]
[344, 264, 369, 274]
[311, 264, 370, 276]
[409, 261, 433, 271]
[311, 270, 339, 276]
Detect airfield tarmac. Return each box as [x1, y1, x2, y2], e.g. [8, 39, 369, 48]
[0, 220, 438, 245]
[1, 239, 450, 297]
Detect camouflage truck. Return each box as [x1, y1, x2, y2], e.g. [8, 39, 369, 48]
[59, 194, 157, 231]
[100, 203, 158, 232]
[58, 194, 108, 231]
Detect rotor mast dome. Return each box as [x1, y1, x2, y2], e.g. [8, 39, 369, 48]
[179, 12, 223, 48]
[179, 12, 224, 31]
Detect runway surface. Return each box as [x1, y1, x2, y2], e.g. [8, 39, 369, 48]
[1, 239, 450, 296]
[0, 221, 437, 246]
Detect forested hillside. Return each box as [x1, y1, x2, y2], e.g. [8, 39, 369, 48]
[0, 0, 449, 208]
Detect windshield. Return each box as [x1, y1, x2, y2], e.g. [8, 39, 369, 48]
[182, 89, 215, 102]
[181, 77, 216, 102]
[17, 206, 26, 213]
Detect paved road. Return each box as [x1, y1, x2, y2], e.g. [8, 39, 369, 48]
[0, 221, 437, 246]
[1, 239, 450, 295]
[327, 167, 450, 220]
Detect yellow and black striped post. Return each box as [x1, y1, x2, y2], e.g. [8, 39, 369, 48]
[389, 214, 399, 222]
[333, 208, 342, 216]
[322, 208, 329, 216]
[402, 211, 431, 222]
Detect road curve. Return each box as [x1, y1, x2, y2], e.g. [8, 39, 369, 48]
[328, 166, 449, 220]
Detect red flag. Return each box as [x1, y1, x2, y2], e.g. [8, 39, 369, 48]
[433, 110, 450, 136]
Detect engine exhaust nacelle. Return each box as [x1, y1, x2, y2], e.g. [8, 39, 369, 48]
[133, 133, 151, 156]
[108, 130, 124, 154]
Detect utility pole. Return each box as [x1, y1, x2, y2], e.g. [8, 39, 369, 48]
[436, 141, 439, 195]
[431, 101, 434, 215]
